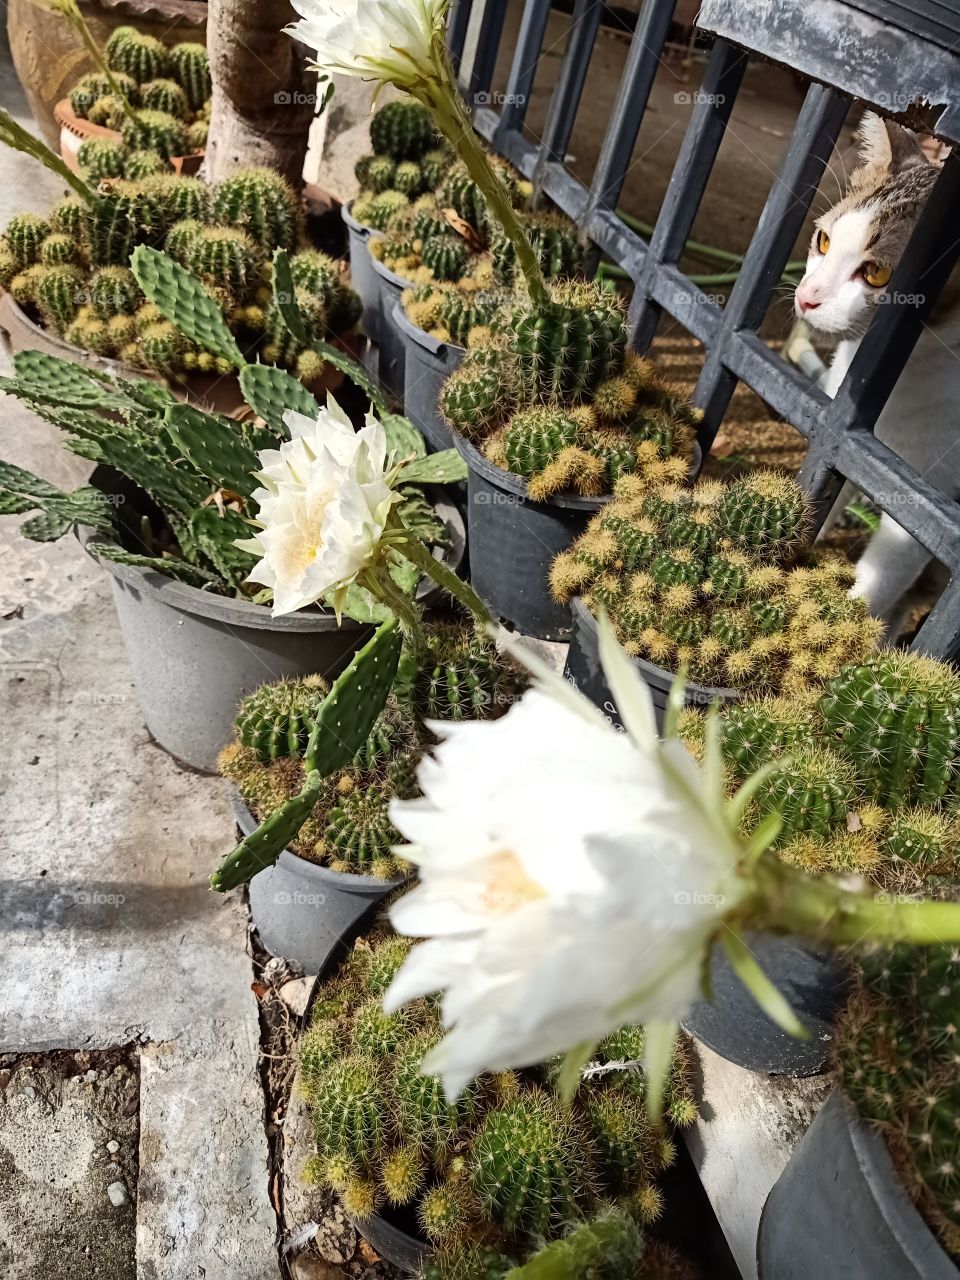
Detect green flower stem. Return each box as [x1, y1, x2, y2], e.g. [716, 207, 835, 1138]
[358, 563, 423, 635]
[393, 528, 493, 625]
[53, 0, 140, 126]
[751, 856, 960, 947]
[0, 110, 96, 204]
[416, 60, 549, 307]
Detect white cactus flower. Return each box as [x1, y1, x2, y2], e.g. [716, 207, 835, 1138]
[286, 0, 449, 90]
[383, 620, 751, 1106]
[237, 395, 396, 618]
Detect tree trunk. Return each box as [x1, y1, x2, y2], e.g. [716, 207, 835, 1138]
[204, 0, 316, 187]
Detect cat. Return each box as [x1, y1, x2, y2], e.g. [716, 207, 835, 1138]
[794, 113, 960, 639]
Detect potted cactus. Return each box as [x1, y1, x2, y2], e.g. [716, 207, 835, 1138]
[760, 943, 960, 1278]
[343, 97, 450, 344]
[0, 245, 468, 771]
[395, 203, 583, 452]
[553, 469, 883, 727]
[220, 622, 522, 969]
[55, 27, 213, 176]
[676, 650, 960, 1074]
[295, 925, 698, 1272]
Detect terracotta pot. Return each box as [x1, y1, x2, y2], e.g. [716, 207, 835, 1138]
[8, 0, 207, 147]
[54, 99, 204, 177]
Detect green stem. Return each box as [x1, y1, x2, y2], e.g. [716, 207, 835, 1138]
[55, 1, 139, 126]
[394, 529, 493, 625]
[755, 856, 960, 947]
[0, 110, 97, 204]
[419, 68, 549, 307]
[359, 563, 423, 636]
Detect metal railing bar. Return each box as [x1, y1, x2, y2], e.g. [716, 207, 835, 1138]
[495, 0, 552, 140]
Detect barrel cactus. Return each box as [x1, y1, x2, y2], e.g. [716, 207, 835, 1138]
[121, 110, 187, 161]
[124, 149, 168, 180]
[169, 42, 212, 112]
[70, 70, 139, 118]
[370, 99, 435, 161]
[39, 234, 78, 266]
[77, 138, 126, 181]
[141, 77, 189, 120]
[411, 624, 522, 723]
[188, 227, 263, 303]
[422, 233, 470, 283]
[235, 674, 330, 762]
[105, 26, 171, 84]
[89, 266, 141, 319]
[35, 264, 85, 333]
[211, 168, 303, 256]
[6, 213, 50, 267]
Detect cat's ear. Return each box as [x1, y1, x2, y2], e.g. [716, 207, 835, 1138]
[858, 112, 928, 172]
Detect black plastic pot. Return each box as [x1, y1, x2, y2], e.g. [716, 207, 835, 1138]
[342, 202, 384, 343]
[394, 303, 464, 453]
[758, 1092, 959, 1277]
[452, 435, 608, 640]
[233, 790, 406, 974]
[682, 931, 849, 1076]
[370, 256, 414, 401]
[564, 597, 740, 733]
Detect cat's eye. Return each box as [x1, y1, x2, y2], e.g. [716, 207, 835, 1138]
[863, 262, 892, 288]
[816, 230, 830, 254]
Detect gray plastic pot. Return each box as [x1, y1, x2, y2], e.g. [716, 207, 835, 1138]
[370, 255, 414, 401]
[453, 435, 608, 641]
[79, 528, 370, 772]
[342, 202, 384, 343]
[394, 303, 464, 453]
[564, 597, 740, 733]
[758, 1092, 959, 1277]
[232, 790, 407, 973]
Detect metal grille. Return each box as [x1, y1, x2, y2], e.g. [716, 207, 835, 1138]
[446, 0, 960, 658]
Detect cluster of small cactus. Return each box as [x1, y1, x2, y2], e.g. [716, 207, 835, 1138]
[297, 926, 697, 1268]
[439, 287, 700, 499]
[353, 99, 451, 231]
[408, 622, 525, 723]
[552, 469, 884, 684]
[0, 163, 361, 380]
[678, 649, 960, 892]
[402, 281, 507, 348]
[69, 31, 212, 174]
[837, 943, 960, 1254]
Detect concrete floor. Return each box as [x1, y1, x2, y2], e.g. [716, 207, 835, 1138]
[0, 44, 278, 1280]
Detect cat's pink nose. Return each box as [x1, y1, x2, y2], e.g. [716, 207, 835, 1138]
[796, 283, 820, 312]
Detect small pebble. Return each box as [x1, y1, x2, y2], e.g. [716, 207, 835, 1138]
[20, 1086, 36, 1100]
[106, 1140, 120, 1154]
[107, 1181, 128, 1208]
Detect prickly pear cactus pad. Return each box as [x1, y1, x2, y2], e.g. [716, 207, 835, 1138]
[296, 922, 698, 1271]
[837, 944, 960, 1256]
[677, 649, 960, 895]
[433, 283, 703, 500]
[552, 470, 883, 692]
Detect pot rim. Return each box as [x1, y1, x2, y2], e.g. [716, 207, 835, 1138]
[341, 200, 385, 243]
[393, 301, 466, 362]
[369, 253, 415, 292]
[569, 595, 741, 700]
[230, 785, 409, 890]
[0, 289, 154, 381]
[452, 431, 612, 512]
[54, 97, 204, 161]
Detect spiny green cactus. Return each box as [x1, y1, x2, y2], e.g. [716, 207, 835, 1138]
[718, 696, 813, 777]
[882, 807, 957, 875]
[424, 1243, 516, 1280]
[757, 746, 859, 844]
[35, 264, 85, 333]
[49, 197, 91, 241]
[121, 110, 187, 161]
[140, 77, 189, 120]
[510, 282, 626, 404]
[402, 286, 504, 347]
[421, 149, 451, 191]
[87, 95, 127, 129]
[503, 407, 580, 479]
[105, 26, 172, 84]
[838, 946, 960, 1255]
[361, 934, 415, 999]
[422, 233, 470, 282]
[380, 1145, 427, 1207]
[6, 213, 50, 267]
[393, 1031, 483, 1160]
[471, 1092, 593, 1236]
[188, 226, 263, 303]
[123, 148, 167, 180]
[819, 651, 960, 808]
[505, 1208, 644, 1280]
[168, 42, 211, 112]
[235, 673, 330, 761]
[440, 346, 513, 439]
[719, 470, 811, 561]
[308, 1053, 387, 1167]
[77, 137, 126, 181]
[143, 173, 210, 224]
[89, 266, 141, 318]
[394, 160, 425, 197]
[211, 167, 303, 256]
[354, 188, 410, 231]
[420, 1179, 478, 1244]
[139, 319, 186, 374]
[366, 155, 398, 193]
[412, 624, 521, 723]
[164, 217, 203, 265]
[370, 99, 435, 161]
[350, 997, 420, 1057]
[39, 233, 78, 266]
[322, 784, 405, 876]
[185, 119, 209, 154]
[70, 70, 139, 118]
[492, 215, 584, 287]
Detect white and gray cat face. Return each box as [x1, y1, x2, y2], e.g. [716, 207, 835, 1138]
[794, 114, 939, 339]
